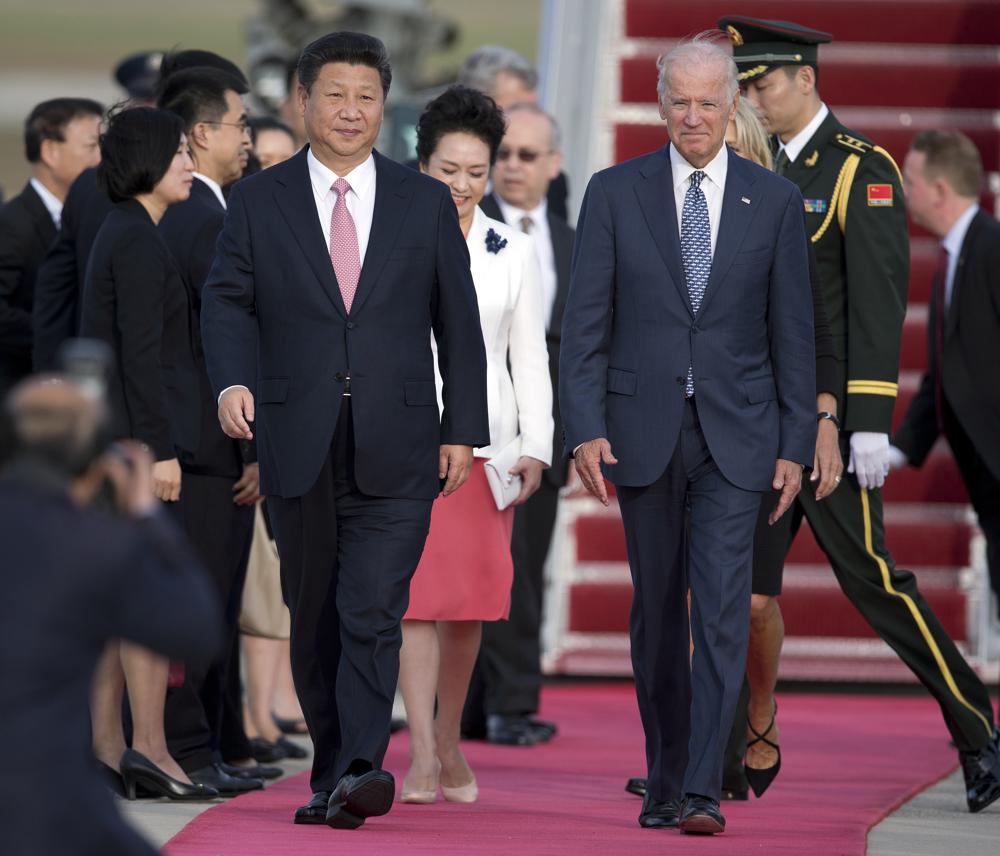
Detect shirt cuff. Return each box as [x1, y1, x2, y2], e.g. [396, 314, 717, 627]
[218, 384, 250, 405]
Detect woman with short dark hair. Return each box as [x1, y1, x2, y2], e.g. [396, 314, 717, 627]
[398, 86, 553, 805]
[81, 106, 215, 801]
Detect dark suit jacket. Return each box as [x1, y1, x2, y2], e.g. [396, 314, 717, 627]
[32, 167, 113, 371]
[202, 147, 490, 499]
[159, 178, 246, 478]
[80, 199, 202, 461]
[560, 145, 816, 492]
[894, 208, 1000, 481]
[0, 181, 57, 384]
[480, 192, 574, 486]
[0, 464, 219, 856]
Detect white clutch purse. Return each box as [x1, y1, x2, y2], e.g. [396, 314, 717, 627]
[484, 436, 523, 511]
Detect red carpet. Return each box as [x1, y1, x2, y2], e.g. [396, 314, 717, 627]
[166, 684, 960, 855]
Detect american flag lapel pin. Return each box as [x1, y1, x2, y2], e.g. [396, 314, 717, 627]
[741, 196, 751, 205]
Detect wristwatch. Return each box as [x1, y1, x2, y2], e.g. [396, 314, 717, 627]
[816, 411, 841, 429]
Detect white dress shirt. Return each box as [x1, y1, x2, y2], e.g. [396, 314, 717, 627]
[193, 172, 226, 209]
[941, 202, 979, 308]
[29, 177, 62, 228]
[306, 147, 376, 264]
[778, 102, 830, 165]
[495, 195, 558, 331]
[432, 207, 553, 464]
[669, 143, 728, 257]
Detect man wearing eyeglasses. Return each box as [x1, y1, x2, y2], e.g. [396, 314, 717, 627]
[463, 103, 575, 747]
[154, 66, 275, 795]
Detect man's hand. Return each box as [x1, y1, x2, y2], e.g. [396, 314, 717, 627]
[848, 431, 890, 489]
[219, 387, 254, 440]
[233, 463, 261, 505]
[152, 457, 182, 502]
[574, 438, 618, 507]
[888, 445, 909, 472]
[509, 456, 546, 507]
[769, 459, 803, 525]
[439, 444, 474, 496]
[811, 419, 845, 501]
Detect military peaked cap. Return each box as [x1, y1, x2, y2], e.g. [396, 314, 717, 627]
[716, 17, 832, 83]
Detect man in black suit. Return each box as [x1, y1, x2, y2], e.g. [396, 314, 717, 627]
[157, 66, 273, 794]
[895, 130, 1000, 636]
[463, 102, 573, 746]
[0, 376, 220, 856]
[202, 32, 489, 829]
[1, 98, 102, 390]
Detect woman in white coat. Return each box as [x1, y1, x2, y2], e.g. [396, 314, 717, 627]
[399, 86, 553, 804]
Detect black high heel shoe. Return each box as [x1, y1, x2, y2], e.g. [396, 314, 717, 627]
[119, 749, 219, 801]
[744, 701, 781, 798]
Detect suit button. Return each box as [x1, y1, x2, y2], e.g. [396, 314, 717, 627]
[335, 372, 345, 381]
[691, 326, 700, 334]
[346, 322, 355, 329]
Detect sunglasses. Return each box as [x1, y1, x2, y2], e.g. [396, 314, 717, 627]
[496, 147, 550, 163]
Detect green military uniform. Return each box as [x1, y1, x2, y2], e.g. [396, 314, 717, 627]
[719, 16, 996, 755]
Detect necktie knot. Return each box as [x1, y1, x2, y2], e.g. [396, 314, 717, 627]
[333, 177, 352, 197]
[519, 215, 534, 235]
[689, 170, 705, 190]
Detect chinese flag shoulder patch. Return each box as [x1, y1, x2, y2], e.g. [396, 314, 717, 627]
[867, 184, 893, 206]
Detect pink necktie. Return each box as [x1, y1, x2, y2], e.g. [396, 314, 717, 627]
[329, 177, 361, 313]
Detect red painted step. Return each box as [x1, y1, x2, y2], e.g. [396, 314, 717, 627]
[621, 45, 1000, 110]
[882, 441, 969, 504]
[623, 0, 1000, 45]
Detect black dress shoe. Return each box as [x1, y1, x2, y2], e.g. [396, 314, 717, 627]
[189, 763, 264, 796]
[272, 713, 308, 735]
[294, 790, 332, 825]
[625, 776, 647, 797]
[527, 717, 558, 740]
[220, 761, 283, 781]
[119, 749, 218, 801]
[959, 727, 1000, 813]
[679, 794, 726, 835]
[638, 792, 680, 828]
[486, 714, 552, 746]
[326, 770, 396, 830]
[250, 736, 309, 763]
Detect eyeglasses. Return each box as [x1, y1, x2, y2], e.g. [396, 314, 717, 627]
[207, 119, 250, 134]
[496, 147, 551, 163]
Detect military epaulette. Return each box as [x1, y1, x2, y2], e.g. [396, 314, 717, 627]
[834, 133, 873, 156]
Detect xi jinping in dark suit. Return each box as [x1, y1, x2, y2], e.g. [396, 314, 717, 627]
[201, 33, 489, 828]
[560, 39, 815, 833]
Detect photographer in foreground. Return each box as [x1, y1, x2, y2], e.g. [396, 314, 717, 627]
[0, 375, 220, 856]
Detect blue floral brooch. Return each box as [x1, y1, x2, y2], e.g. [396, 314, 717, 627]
[485, 227, 508, 254]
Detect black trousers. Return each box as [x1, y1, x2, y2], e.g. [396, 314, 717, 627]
[464, 475, 561, 726]
[266, 400, 432, 792]
[617, 399, 761, 802]
[165, 472, 254, 771]
[945, 401, 1000, 621]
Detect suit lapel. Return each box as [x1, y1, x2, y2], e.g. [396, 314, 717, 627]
[698, 150, 757, 318]
[634, 148, 690, 315]
[349, 151, 413, 317]
[272, 147, 347, 318]
[22, 182, 57, 248]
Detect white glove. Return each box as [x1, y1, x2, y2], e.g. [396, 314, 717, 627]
[848, 432, 890, 489]
[888, 445, 909, 472]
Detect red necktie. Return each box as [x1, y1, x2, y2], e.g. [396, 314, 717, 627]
[932, 245, 949, 434]
[329, 177, 361, 313]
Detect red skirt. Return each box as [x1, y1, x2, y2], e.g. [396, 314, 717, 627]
[404, 459, 514, 621]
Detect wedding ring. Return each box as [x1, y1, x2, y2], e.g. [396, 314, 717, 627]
[835, 476, 842, 483]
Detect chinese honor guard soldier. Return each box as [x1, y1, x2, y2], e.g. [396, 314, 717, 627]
[717, 15, 1000, 813]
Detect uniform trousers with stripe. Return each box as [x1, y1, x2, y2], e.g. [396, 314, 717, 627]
[793, 466, 996, 752]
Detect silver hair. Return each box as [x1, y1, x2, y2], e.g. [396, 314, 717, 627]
[503, 101, 561, 151]
[656, 32, 739, 102]
[457, 45, 539, 96]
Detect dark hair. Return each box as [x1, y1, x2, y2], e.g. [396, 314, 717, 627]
[248, 115, 295, 146]
[297, 31, 392, 99]
[24, 98, 104, 163]
[157, 67, 248, 131]
[157, 49, 248, 94]
[781, 64, 821, 88]
[415, 85, 506, 167]
[96, 107, 185, 203]
[911, 130, 984, 198]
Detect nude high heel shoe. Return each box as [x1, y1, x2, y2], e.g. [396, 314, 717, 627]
[441, 777, 478, 803]
[400, 761, 440, 804]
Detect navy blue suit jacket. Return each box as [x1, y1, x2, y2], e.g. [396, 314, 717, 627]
[201, 148, 490, 499]
[560, 145, 816, 492]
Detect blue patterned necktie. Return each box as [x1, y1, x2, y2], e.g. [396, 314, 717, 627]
[680, 170, 712, 397]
